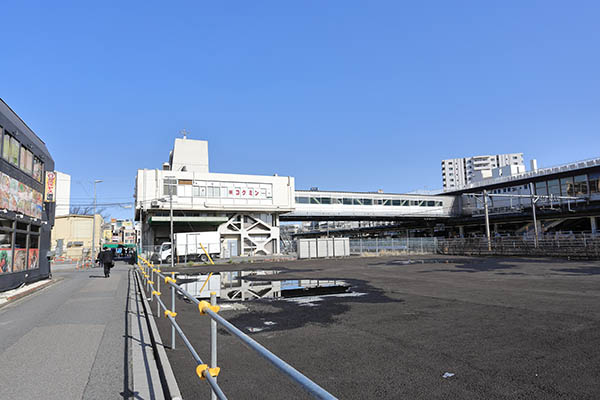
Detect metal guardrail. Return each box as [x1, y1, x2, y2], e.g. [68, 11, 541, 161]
[135, 256, 337, 400]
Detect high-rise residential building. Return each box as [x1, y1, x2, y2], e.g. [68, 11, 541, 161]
[442, 153, 524, 190]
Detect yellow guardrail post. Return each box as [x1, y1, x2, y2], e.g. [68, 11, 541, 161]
[198, 272, 213, 295]
[199, 242, 215, 265]
[210, 291, 218, 400]
[171, 272, 176, 350]
[156, 271, 161, 315]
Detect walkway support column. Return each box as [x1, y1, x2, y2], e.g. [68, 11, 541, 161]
[458, 226, 464, 238]
[591, 216, 598, 235]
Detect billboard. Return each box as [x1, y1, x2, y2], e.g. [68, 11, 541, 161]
[45, 171, 56, 202]
[0, 172, 43, 219]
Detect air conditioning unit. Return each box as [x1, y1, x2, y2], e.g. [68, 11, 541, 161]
[151, 200, 160, 207]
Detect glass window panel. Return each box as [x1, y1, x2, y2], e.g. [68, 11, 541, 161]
[353, 198, 362, 205]
[535, 181, 548, 196]
[0, 230, 12, 274]
[383, 199, 391, 206]
[0, 218, 12, 230]
[343, 198, 352, 205]
[28, 234, 39, 270]
[33, 157, 43, 182]
[320, 197, 331, 205]
[391, 200, 401, 206]
[547, 179, 560, 197]
[2, 134, 9, 161]
[14, 232, 27, 272]
[310, 197, 319, 204]
[573, 175, 588, 196]
[362, 199, 372, 206]
[334, 198, 343, 204]
[9, 137, 19, 166]
[295, 197, 309, 204]
[410, 200, 419, 206]
[401, 200, 409, 206]
[19, 147, 26, 170]
[16, 222, 28, 231]
[560, 177, 574, 196]
[213, 187, 220, 198]
[589, 173, 600, 194]
[427, 201, 435, 207]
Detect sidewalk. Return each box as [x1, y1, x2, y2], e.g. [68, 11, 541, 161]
[0, 262, 172, 399]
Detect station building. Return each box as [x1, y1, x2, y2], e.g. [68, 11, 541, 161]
[135, 137, 294, 257]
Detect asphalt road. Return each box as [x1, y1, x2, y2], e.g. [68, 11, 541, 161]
[152, 255, 600, 399]
[0, 262, 131, 399]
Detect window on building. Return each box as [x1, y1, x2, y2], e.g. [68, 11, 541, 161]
[13, 232, 27, 272]
[353, 198, 362, 205]
[343, 198, 352, 205]
[163, 178, 177, 196]
[362, 199, 373, 206]
[535, 181, 548, 196]
[547, 179, 560, 198]
[310, 197, 320, 204]
[33, 157, 43, 182]
[589, 172, 600, 194]
[560, 177, 574, 197]
[391, 200, 401, 206]
[0, 218, 12, 274]
[320, 197, 331, 205]
[9, 136, 19, 166]
[295, 197, 309, 204]
[28, 233, 39, 270]
[573, 175, 588, 196]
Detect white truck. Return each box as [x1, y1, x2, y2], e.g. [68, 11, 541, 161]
[158, 231, 221, 263]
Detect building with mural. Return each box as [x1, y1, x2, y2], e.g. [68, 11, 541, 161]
[0, 99, 55, 291]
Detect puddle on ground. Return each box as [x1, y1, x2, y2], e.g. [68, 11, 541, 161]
[175, 269, 355, 303]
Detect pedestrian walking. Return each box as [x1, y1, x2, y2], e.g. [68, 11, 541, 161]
[98, 248, 114, 278]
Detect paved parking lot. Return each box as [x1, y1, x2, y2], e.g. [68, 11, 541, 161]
[153, 255, 600, 399]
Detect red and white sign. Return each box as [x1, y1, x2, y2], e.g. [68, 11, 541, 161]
[44, 171, 56, 202]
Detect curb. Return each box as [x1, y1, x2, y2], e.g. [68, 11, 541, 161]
[134, 270, 183, 400]
[0, 278, 63, 308]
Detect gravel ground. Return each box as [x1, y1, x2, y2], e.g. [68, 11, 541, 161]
[151, 255, 600, 399]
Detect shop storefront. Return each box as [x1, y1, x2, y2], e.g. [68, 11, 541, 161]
[0, 99, 54, 291]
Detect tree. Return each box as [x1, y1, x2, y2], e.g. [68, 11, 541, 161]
[70, 205, 110, 221]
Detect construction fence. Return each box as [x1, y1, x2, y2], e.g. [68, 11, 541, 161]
[349, 235, 600, 259]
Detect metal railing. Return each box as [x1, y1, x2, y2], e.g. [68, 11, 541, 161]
[350, 237, 438, 255]
[436, 235, 600, 259]
[135, 256, 337, 400]
[349, 235, 600, 259]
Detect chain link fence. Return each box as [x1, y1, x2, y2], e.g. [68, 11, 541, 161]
[348, 235, 600, 259]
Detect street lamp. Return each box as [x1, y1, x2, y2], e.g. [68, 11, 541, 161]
[158, 194, 174, 269]
[92, 180, 103, 264]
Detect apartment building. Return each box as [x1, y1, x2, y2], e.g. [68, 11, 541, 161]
[442, 153, 524, 190]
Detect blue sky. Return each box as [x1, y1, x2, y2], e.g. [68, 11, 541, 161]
[1, 1, 599, 219]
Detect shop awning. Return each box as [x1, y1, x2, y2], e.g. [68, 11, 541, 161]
[103, 243, 136, 248]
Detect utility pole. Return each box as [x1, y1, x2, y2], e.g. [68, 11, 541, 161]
[529, 183, 539, 248]
[91, 180, 103, 264]
[170, 193, 174, 269]
[483, 190, 491, 251]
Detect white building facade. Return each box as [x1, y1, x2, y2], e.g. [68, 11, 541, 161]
[55, 171, 71, 217]
[135, 138, 294, 257]
[442, 153, 524, 190]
